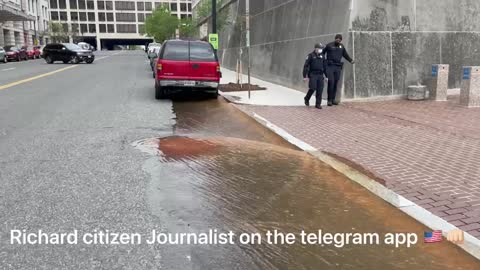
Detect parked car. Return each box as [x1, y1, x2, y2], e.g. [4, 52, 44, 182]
[4, 45, 28, 61]
[154, 40, 221, 99]
[77, 42, 95, 51]
[147, 42, 161, 58]
[23, 46, 41, 59]
[0, 46, 7, 63]
[149, 46, 161, 73]
[43, 43, 95, 64]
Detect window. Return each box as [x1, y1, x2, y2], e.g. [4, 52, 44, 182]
[59, 0, 66, 9]
[97, 0, 104, 9]
[115, 1, 135, 10]
[78, 0, 85, 9]
[105, 1, 113, 10]
[137, 13, 144, 22]
[99, 24, 106, 33]
[69, 0, 77, 9]
[145, 2, 152, 11]
[62, 23, 68, 32]
[107, 24, 115, 33]
[59, 11, 67, 20]
[116, 13, 135, 22]
[79, 12, 87, 21]
[71, 23, 79, 33]
[116, 24, 136, 33]
[88, 24, 96, 33]
[190, 42, 216, 62]
[80, 24, 88, 33]
[187, 3, 191, 11]
[137, 2, 144, 11]
[88, 12, 95, 21]
[87, 0, 94, 9]
[170, 3, 177, 11]
[106, 13, 114, 21]
[50, 0, 58, 9]
[180, 3, 186, 12]
[50, 11, 59, 20]
[98, 13, 105, 21]
[162, 41, 189, 61]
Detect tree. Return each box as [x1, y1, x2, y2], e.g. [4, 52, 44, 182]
[48, 22, 68, 43]
[178, 18, 197, 38]
[196, 0, 230, 33]
[141, 6, 179, 43]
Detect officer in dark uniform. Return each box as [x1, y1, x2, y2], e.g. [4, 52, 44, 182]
[303, 43, 327, 109]
[323, 34, 355, 106]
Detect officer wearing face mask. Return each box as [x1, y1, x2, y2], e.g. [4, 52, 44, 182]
[303, 43, 327, 109]
[323, 34, 355, 106]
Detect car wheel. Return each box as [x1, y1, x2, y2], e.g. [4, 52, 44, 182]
[209, 90, 219, 99]
[45, 56, 53, 64]
[85, 59, 94, 64]
[155, 83, 166, 100]
[71, 56, 80, 64]
[3, 56, 6, 63]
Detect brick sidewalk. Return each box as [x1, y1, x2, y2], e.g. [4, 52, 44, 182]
[235, 96, 480, 237]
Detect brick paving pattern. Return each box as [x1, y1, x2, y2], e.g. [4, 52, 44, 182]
[236, 96, 480, 237]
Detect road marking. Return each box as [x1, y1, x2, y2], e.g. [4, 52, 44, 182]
[0, 65, 78, 91]
[1, 68, 15, 71]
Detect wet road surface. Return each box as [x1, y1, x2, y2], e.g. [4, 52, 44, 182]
[0, 51, 479, 269]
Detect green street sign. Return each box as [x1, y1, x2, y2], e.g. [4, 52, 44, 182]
[209, 34, 219, 50]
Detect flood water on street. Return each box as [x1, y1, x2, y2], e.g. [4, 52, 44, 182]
[137, 98, 480, 269]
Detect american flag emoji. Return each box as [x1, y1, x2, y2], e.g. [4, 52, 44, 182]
[424, 230, 443, 243]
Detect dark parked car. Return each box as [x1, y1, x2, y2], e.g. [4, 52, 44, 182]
[154, 40, 221, 99]
[43, 43, 95, 64]
[4, 45, 28, 61]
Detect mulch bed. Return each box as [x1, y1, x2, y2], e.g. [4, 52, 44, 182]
[220, 83, 267, 92]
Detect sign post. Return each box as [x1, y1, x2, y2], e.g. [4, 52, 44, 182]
[246, 0, 251, 99]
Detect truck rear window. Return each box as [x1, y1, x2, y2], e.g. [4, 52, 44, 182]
[190, 42, 216, 62]
[162, 41, 189, 61]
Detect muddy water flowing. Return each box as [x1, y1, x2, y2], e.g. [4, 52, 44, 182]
[138, 99, 480, 269]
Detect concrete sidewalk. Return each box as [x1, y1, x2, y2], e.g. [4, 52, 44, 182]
[219, 72, 480, 257]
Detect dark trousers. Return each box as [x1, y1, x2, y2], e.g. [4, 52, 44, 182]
[326, 65, 342, 102]
[305, 74, 324, 106]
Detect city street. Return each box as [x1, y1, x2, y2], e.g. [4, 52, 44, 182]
[1, 51, 479, 269]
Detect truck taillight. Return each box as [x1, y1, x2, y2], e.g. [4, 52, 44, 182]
[216, 65, 220, 72]
[157, 63, 162, 70]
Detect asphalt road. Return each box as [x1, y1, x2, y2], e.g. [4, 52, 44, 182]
[0, 51, 178, 269]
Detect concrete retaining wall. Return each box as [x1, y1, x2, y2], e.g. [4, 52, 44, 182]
[217, 0, 480, 100]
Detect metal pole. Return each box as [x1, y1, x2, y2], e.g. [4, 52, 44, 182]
[212, 0, 217, 34]
[246, 0, 251, 99]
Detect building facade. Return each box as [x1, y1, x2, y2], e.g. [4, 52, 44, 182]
[1, 0, 50, 47]
[48, 0, 192, 49]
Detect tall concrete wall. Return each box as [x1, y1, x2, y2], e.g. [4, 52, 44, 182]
[218, 0, 480, 100]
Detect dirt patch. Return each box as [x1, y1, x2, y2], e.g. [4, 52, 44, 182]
[220, 83, 266, 92]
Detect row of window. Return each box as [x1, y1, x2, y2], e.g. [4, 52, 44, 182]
[50, 0, 191, 12]
[51, 11, 191, 22]
[55, 23, 144, 34]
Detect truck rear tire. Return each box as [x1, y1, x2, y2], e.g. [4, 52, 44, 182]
[155, 83, 166, 99]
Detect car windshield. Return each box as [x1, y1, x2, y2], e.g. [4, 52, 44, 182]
[63, 43, 82, 50]
[4, 46, 16, 51]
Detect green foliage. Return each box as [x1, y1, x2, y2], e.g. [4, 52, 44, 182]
[141, 6, 179, 42]
[178, 18, 197, 38]
[48, 22, 68, 43]
[196, 0, 230, 33]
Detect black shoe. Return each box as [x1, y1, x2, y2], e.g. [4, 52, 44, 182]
[327, 101, 333, 106]
[332, 101, 340, 106]
[304, 98, 310, 107]
[315, 105, 322, 109]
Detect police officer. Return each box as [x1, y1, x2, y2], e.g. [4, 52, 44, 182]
[323, 34, 355, 106]
[303, 43, 327, 109]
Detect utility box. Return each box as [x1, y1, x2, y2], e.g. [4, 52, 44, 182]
[431, 64, 449, 101]
[460, 66, 480, 108]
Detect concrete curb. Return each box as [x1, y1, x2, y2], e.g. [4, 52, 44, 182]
[228, 102, 480, 260]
